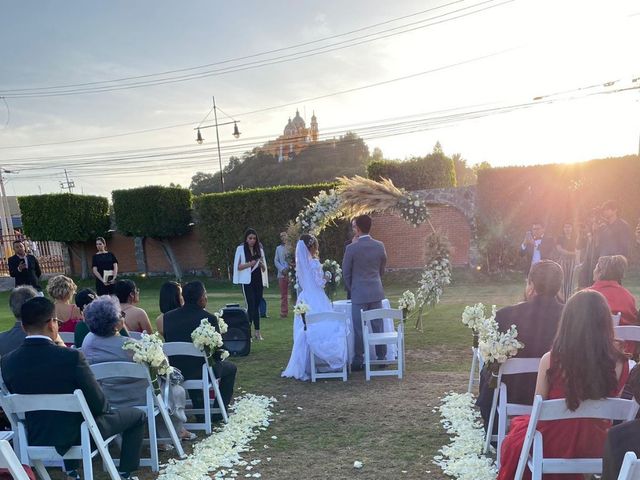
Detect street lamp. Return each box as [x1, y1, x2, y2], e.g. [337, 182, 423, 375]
[194, 96, 241, 192]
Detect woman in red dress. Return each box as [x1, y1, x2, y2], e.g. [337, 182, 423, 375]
[498, 290, 630, 480]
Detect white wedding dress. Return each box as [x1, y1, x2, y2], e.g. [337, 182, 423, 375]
[281, 240, 348, 381]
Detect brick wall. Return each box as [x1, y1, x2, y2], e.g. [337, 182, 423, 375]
[370, 205, 471, 268]
[69, 205, 472, 275]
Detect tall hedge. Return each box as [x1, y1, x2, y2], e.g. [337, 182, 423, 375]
[367, 152, 456, 190]
[112, 186, 192, 237]
[476, 155, 640, 271]
[195, 183, 349, 277]
[19, 193, 110, 242]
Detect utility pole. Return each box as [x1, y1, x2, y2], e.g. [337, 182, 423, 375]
[60, 169, 75, 192]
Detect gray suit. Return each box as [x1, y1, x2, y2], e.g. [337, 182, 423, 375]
[343, 235, 387, 366]
[0, 322, 26, 356]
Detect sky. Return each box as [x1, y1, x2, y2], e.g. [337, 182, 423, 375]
[0, 0, 638, 198]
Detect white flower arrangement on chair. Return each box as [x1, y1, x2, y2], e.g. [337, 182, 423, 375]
[122, 332, 173, 394]
[191, 318, 230, 364]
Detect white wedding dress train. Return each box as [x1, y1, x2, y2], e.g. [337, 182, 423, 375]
[281, 241, 347, 381]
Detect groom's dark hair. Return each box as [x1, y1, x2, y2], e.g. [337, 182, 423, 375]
[355, 215, 372, 234]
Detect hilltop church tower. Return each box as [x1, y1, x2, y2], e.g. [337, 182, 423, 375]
[260, 109, 320, 161]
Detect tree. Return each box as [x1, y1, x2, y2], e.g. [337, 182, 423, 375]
[112, 186, 192, 279]
[371, 147, 384, 162]
[18, 194, 110, 278]
[452, 153, 476, 187]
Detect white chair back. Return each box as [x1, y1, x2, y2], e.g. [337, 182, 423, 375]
[306, 312, 349, 382]
[0, 439, 30, 480]
[615, 326, 640, 342]
[618, 451, 640, 480]
[484, 357, 541, 466]
[128, 331, 143, 340]
[0, 388, 121, 480]
[360, 307, 404, 381]
[612, 313, 622, 327]
[514, 395, 640, 480]
[58, 332, 75, 344]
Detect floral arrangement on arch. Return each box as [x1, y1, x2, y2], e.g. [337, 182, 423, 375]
[122, 332, 173, 394]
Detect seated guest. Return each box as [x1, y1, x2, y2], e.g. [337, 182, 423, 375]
[82, 296, 193, 441]
[156, 281, 183, 337]
[590, 255, 638, 329]
[477, 260, 564, 425]
[163, 281, 237, 417]
[0, 286, 66, 355]
[0, 297, 145, 480]
[114, 279, 153, 333]
[47, 275, 83, 336]
[498, 290, 629, 480]
[602, 364, 640, 479]
[74, 288, 128, 348]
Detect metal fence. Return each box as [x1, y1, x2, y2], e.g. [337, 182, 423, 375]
[0, 234, 66, 276]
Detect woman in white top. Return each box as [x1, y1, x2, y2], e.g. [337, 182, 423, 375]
[233, 228, 269, 340]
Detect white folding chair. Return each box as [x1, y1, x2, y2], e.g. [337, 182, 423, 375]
[58, 332, 75, 345]
[613, 313, 622, 327]
[618, 451, 640, 480]
[306, 312, 349, 382]
[615, 326, 640, 342]
[360, 308, 404, 381]
[128, 331, 143, 340]
[90, 361, 185, 471]
[483, 357, 541, 467]
[467, 346, 484, 393]
[0, 439, 30, 480]
[514, 395, 640, 480]
[0, 389, 121, 480]
[163, 342, 228, 435]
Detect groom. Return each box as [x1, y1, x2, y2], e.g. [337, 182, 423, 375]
[343, 214, 387, 371]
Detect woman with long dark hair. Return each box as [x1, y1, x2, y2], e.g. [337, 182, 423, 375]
[232, 228, 269, 340]
[498, 290, 629, 480]
[156, 281, 183, 337]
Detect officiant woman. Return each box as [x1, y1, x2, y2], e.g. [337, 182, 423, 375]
[92, 237, 119, 296]
[233, 228, 269, 340]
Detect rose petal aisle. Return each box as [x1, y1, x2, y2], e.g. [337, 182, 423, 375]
[158, 394, 276, 480]
[433, 392, 497, 480]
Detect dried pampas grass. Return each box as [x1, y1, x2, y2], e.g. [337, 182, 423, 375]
[336, 175, 403, 216]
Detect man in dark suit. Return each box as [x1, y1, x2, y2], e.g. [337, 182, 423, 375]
[602, 364, 640, 480]
[520, 222, 556, 277]
[163, 281, 237, 416]
[8, 240, 41, 291]
[477, 260, 564, 427]
[0, 297, 145, 480]
[343, 214, 387, 371]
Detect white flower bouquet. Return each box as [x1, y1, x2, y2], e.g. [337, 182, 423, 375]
[293, 301, 311, 330]
[461, 303, 496, 347]
[397, 192, 429, 227]
[398, 290, 416, 318]
[122, 332, 173, 394]
[191, 318, 230, 366]
[322, 259, 342, 302]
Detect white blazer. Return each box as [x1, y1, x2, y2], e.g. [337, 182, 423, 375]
[232, 245, 269, 287]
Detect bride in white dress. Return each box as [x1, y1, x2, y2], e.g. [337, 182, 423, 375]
[281, 234, 348, 381]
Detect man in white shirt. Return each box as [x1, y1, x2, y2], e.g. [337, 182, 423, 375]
[274, 232, 290, 318]
[520, 222, 556, 277]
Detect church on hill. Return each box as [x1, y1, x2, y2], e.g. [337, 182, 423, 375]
[260, 109, 319, 162]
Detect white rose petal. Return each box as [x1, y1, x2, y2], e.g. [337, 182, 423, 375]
[353, 461, 363, 469]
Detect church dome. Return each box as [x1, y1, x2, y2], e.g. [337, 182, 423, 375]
[291, 109, 306, 130]
[284, 118, 295, 136]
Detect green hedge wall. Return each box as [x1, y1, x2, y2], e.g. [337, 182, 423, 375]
[367, 152, 456, 190]
[112, 186, 192, 237]
[18, 193, 110, 242]
[476, 155, 640, 271]
[194, 183, 349, 277]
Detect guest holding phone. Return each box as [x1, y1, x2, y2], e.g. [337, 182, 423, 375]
[8, 240, 42, 291]
[233, 228, 269, 340]
[92, 237, 118, 296]
[519, 221, 555, 278]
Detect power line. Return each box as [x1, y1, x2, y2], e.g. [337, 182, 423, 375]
[0, 0, 515, 99]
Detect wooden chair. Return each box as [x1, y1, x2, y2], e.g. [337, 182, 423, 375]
[360, 308, 404, 381]
[514, 395, 640, 480]
[483, 357, 541, 467]
[0, 389, 121, 480]
[618, 451, 640, 480]
[0, 439, 31, 480]
[90, 361, 185, 471]
[306, 312, 349, 382]
[163, 342, 228, 434]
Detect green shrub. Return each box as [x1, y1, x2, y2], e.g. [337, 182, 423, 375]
[367, 152, 456, 190]
[195, 183, 349, 277]
[112, 186, 192, 237]
[19, 193, 110, 242]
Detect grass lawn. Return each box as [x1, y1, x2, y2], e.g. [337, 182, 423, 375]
[4, 270, 640, 479]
